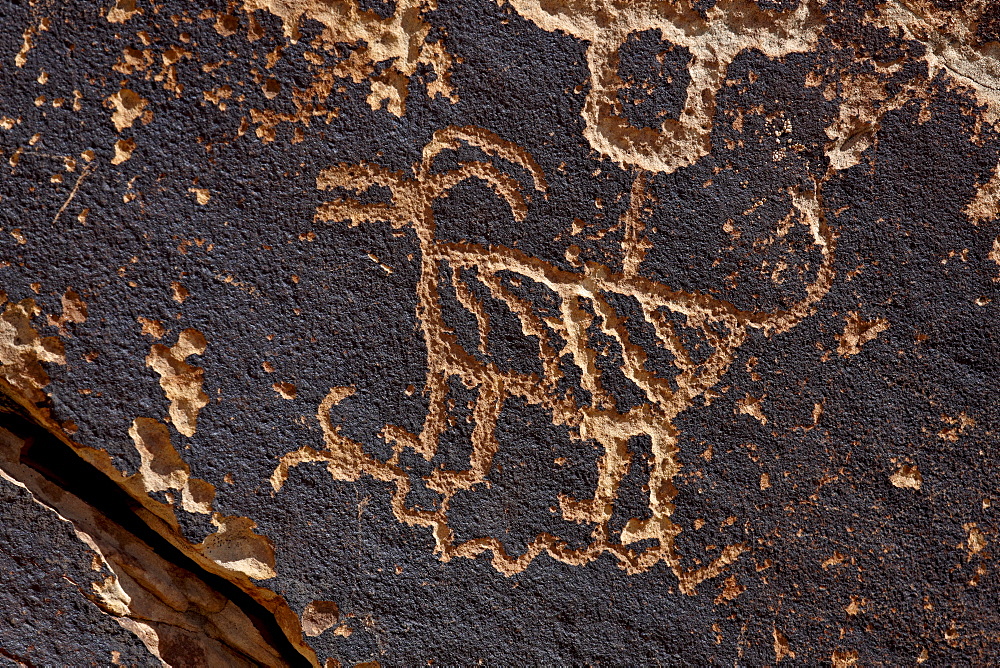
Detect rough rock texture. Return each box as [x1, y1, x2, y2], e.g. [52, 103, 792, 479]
[1, 0, 999, 664]
[0, 479, 155, 666]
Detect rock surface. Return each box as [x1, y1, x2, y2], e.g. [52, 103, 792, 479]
[1, 0, 999, 664]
